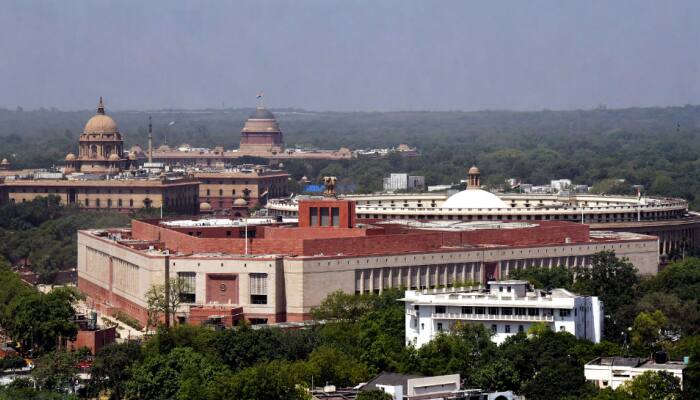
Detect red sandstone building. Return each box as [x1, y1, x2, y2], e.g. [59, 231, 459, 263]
[77, 198, 659, 328]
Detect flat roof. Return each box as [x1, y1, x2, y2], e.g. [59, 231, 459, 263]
[161, 217, 297, 228]
[379, 220, 538, 231]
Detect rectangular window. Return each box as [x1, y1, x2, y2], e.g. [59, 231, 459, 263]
[528, 308, 539, 316]
[501, 307, 512, 315]
[559, 309, 571, 317]
[515, 308, 526, 316]
[96, 199, 101, 207]
[310, 207, 318, 226]
[437, 323, 443, 332]
[491, 324, 497, 333]
[518, 325, 524, 333]
[332, 207, 340, 227]
[85, 199, 90, 207]
[474, 307, 485, 315]
[489, 307, 500, 315]
[507, 286, 512, 292]
[177, 272, 196, 303]
[435, 305, 446, 314]
[505, 325, 511, 333]
[461, 306, 472, 314]
[250, 273, 268, 304]
[320, 208, 330, 226]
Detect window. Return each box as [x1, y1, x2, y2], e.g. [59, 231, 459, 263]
[332, 207, 340, 227]
[474, 307, 485, 315]
[518, 325, 524, 333]
[310, 207, 318, 226]
[505, 325, 511, 333]
[321, 208, 330, 226]
[559, 309, 571, 317]
[489, 307, 499, 315]
[129, 199, 134, 207]
[507, 286, 512, 293]
[501, 307, 512, 315]
[491, 324, 497, 333]
[206, 189, 210, 195]
[117, 199, 123, 207]
[528, 308, 539, 316]
[178, 272, 196, 303]
[499, 286, 503, 292]
[85, 199, 90, 206]
[435, 305, 446, 314]
[461, 306, 472, 314]
[515, 308, 526, 316]
[420, 323, 424, 330]
[437, 323, 443, 332]
[250, 273, 268, 304]
[96, 199, 101, 207]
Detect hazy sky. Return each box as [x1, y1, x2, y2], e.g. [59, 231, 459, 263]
[1, 0, 699, 111]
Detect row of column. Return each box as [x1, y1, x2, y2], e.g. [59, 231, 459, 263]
[357, 263, 482, 293]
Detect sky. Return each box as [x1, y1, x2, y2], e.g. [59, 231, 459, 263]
[1, 0, 699, 111]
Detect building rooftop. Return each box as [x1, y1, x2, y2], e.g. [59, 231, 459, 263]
[587, 357, 688, 371]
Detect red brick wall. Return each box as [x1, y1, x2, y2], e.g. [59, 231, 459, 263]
[298, 199, 356, 228]
[78, 277, 149, 327]
[67, 327, 117, 355]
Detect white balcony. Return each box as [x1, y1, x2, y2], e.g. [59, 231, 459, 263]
[431, 312, 555, 322]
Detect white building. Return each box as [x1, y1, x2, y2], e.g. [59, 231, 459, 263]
[383, 173, 425, 191]
[585, 356, 688, 390]
[402, 280, 603, 347]
[551, 179, 572, 192]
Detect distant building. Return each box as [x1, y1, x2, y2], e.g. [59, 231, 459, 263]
[194, 165, 289, 212]
[359, 372, 516, 400]
[550, 179, 572, 192]
[585, 356, 688, 390]
[383, 173, 425, 191]
[402, 281, 603, 347]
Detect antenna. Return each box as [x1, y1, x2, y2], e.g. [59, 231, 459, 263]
[148, 116, 153, 163]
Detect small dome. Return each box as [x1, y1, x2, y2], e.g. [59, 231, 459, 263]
[468, 166, 480, 174]
[1, 158, 9, 165]
[65, 153, 76, 161]
[108, 153, 121, 161]
[157, 145, 171, 152]
[249, 107, 275, 120]
[441, 189, 508, 209]
[84, 114, 118, 134]
[199, 202, 212, 211]
[128, 153, 137, 160]
[233, 198, 247, 207]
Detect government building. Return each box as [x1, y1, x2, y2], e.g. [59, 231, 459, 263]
[77, 193, 658, 328]
[0, 98, 200, 214]
[268, 167, 700, 257]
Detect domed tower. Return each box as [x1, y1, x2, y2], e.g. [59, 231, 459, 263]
[71, 97, 126, 174]
[239, 107, 284, 154]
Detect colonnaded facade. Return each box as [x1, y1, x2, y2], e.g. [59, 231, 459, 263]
[268, 168, 700, 257]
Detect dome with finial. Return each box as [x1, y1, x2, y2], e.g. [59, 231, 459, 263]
[1, 158, 9, 165]
[233, 198, 247, 207]
[442, 166, 507, 209]
[199, 202, 212, 211]
[242, 107, 280, 133]
[468, 165, 480, 175]
[108, 153, 121, 161]
[84, 97, 119, 134]
[65, 153, 76, 161]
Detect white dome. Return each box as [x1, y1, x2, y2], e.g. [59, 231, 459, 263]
[441, 189, 508, 209]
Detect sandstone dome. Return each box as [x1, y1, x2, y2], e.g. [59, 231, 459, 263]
[441, 189, 508, 209]
[242, 107, 280, 133]
[233, 198, 247, 207]
[65, 153, 76, 161]
[108, 153, 121, 161]
[84, 97, 118, 134]
[200, 202, 212, 211]
[84, 114, 118, 134]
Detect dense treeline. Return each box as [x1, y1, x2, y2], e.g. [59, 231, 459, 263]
[3, 253, 699, 399]
[0, 196, 147, 281]
[1, 106, 700, 206]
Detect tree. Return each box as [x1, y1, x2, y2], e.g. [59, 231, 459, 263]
[219, 361, 308, 400]
[357, 390, 393, 400]
[620, 370, 681, 400]
[574, 251, 640, 342]
[89, 342, 143, 400]
[306, 346, 371, 387]
[31, 350, 79, 392]
[145, 277, 187, 328]
[630, 310, 669, 356]
[508, 265, 573, 289]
